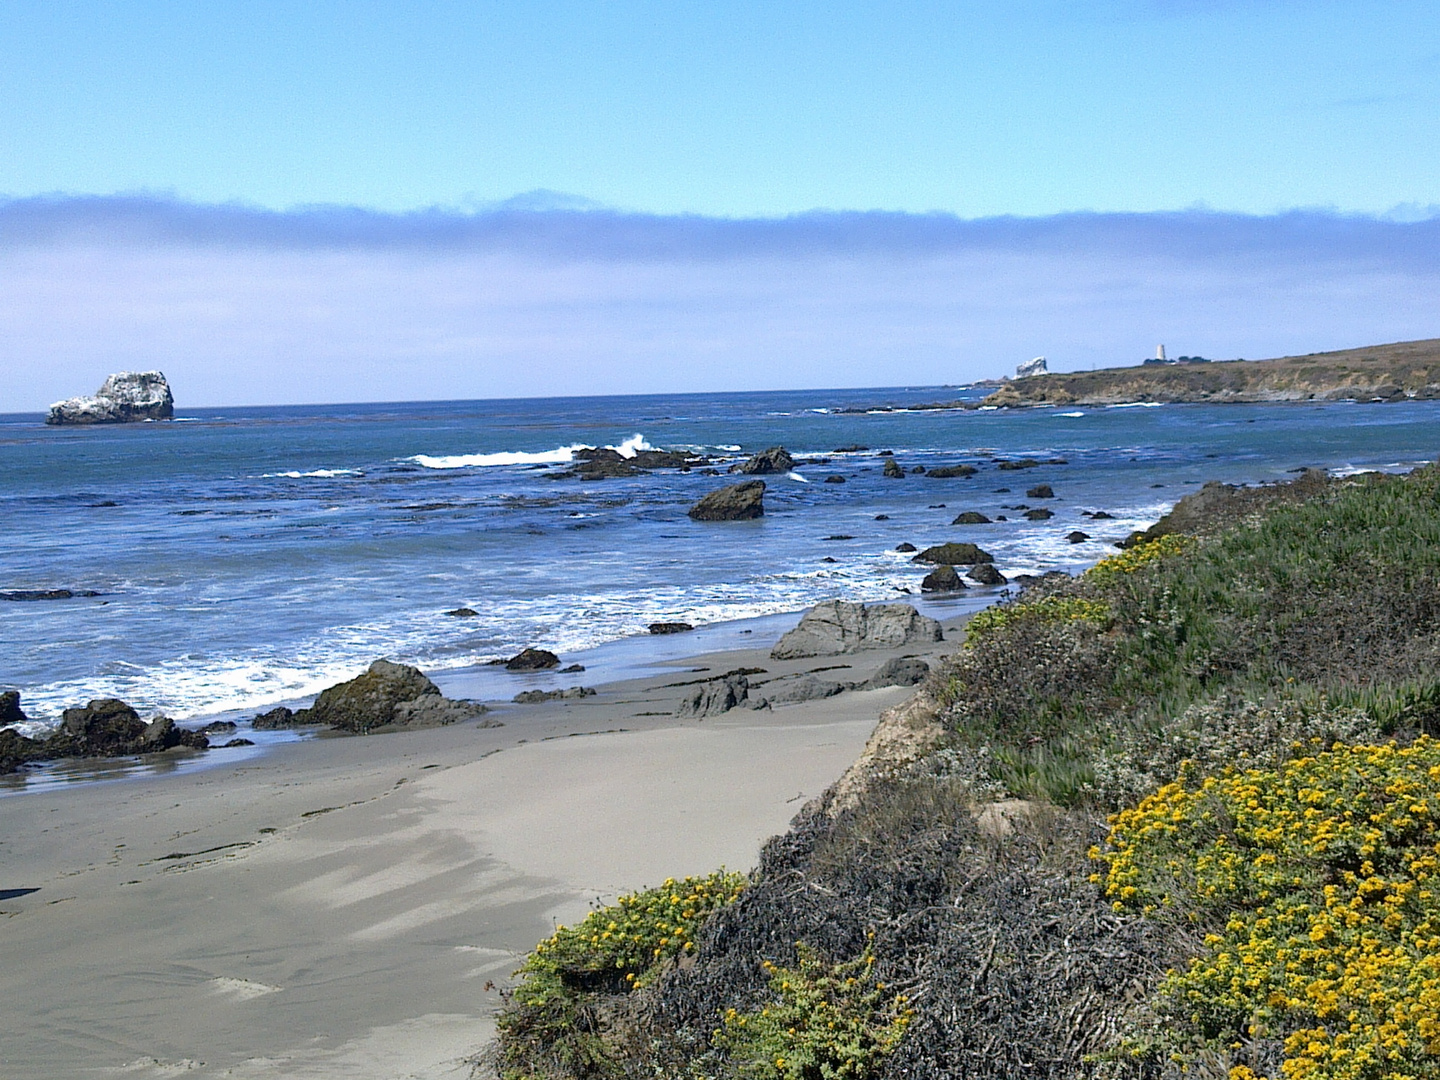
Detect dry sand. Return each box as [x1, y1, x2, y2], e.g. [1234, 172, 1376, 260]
[0, 623, 965, 1080]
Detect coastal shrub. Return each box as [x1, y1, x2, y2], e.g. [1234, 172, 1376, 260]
[964, 595, 1111, 646]
[494, 871, 745, 1079]
[1094, 738, 1440, 1080]
[1083, 534, 1193, 588]
[712, 943, 913, 1079]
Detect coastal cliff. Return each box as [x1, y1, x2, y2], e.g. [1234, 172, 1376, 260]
[980, 337, 1440, 407]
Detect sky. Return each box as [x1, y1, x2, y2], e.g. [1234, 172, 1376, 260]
[2, 1, 1438, 407]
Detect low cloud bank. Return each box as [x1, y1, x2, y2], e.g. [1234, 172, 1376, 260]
[2, 197, 1437, 409]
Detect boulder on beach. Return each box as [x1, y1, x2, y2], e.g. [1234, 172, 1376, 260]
[771, 600, 943, 659]
[0, 728, 45, 773]
[921, 565, 967, 592]
[513, 686, 596, 704]
[648, 621, 694, 635]
[506, 647, 560, 670]
[730, 446, 794, 475]
[950, 511, 991, 525]
[687, 480, 766, 521]
[966, 563, 1008, 586]
[296, 659, 489, 733]
[912, 542, 994, 565]
[50, 699, 209, 756]
[854, 656, 931, 690]
[252, 706, 317, 730]
[47, 371, 175, 426]
[927, 465, 978, 479]
[676, 675, 751, 718]
[883, 458, 905, 479]
[753, 674, 846, 707]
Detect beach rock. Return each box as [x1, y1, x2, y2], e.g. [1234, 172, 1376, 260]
[833, 444, 869, 453]
[391, 695, 494, 728]
[506, 648, 560, 670]
[771, 600, 943, 659]
[950, 511, 991, 524]
[135, 716, 211, 752]
[221, 738, 255, 748]
[854, 657, 931, 690]
[199, 720, 237, 734]
[565, 448, 640, 479]
[1088, 510, 1115, 519]
[883, 458, 905, 479]
[627, 449, 703, 470]
[514, 687, 596, 704]
[754, 675, 845, 707]
[58, 699, 149, 752]
[927, 465, 978, 478]
[894, 542, 917, 553]
[921, 565, 967, 592]
[0, 727, 45, 773]
[1026, 484, 1054, 499]
[648, 622, 694, 635]
[251, 706, 317, 729]
[298, 659, 449, 733]
[1, 588, 102, 601]
[445, 607, 478, 617]
[1023, 508, 1055, 521]
[997, 458, 1041, 471]
[912, 542, 994, 565]
[559, 663, 586, 673]
[966, 563, 1008, 586]
[47, 371, 175, 425]
[1067, 530, 1091, 543]
[675, 675, 751, 718]
[877, 450, 894, 456]
[0, 690, 26, 726]
[730, 446, 794, 475]
[824, 475, 847, 484]
[687, 480, 766, 521]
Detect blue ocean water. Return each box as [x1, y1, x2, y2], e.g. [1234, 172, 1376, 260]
[2, 387, 1436, 734]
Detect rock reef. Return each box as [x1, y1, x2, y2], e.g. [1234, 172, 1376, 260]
[47, 371, 175, 425]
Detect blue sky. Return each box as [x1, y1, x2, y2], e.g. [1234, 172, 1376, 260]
[1, 3, 1437, 406]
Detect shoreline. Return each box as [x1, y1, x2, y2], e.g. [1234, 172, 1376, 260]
[0, 613, 969, 1080]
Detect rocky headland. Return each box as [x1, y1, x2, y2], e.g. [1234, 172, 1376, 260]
[46, 371, 175, 425]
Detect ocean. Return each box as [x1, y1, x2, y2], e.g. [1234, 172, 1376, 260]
[3, 386, 1437, 745]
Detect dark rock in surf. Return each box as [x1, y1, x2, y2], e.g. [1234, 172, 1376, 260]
[688, 481, 766, 521]
[883, 459, 905, 479]
[1, 691, 26, 727]
[921, 565, 967, 592]
[951, 511, 991, 524]
[1023, 508, 1055, 521]
[912, 542, 994, 565]
[966, 563, 1008, 586]
[252, 706, 315, 729]
[824, 475, 847, 484]
[649, 622, 694, 635]
[506, 648, 560, 671]
[1026, 484, 1054, 499]
[1067, 531, 1091, 543]
[894, 542, 917, 553]
[445, 607, 478, 617]
[730, 447, 794, 475]
[927, 465, 977, 478]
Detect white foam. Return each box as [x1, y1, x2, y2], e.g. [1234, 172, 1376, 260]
[1106, 402, 1164, 409]
[1055, 411, 1086, 417]
[407, 433, 654, 470]
[786, 471, 810, 483]
[263, 469, 363, 479]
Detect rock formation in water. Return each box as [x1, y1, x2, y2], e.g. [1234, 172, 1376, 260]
[687, 480, 766, 521]
[47, 371, 175, 425]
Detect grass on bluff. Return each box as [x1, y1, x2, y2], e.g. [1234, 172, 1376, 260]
[486, 465, 1440, 1080]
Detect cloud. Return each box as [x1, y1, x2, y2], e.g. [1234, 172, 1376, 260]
[1, 196, 1437, 409]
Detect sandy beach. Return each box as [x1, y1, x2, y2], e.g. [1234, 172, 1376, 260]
[0, 619, 967, 1080]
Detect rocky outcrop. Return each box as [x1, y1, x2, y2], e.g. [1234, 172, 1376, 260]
[676, 674, 752, 717]
[252, 706, 316, 729]
[1066, 531, 1090, 544]
[927, 465, 977, 478]
[1, 690, 25, 726]
[1026, 484, 1054, 499]
[1, 589, 102, 601]
[771, 601, 943, 660]
[506, 648, 560, 670]
[648, 622, 694, 635]
[752, 675, 845, 707]
[296, 659, 490, 733]
[47, 372, 175, 425]
[883, 458, 905, 479]
[1023, 508, 1054, 521]
[730, 446, 794, 475]
[1016, 356, 1048, 378]
[950, 511, 991, 524]
[45, 699, 209, 757]
[921, 565, 966, 592]
[912, 542, 994, 565]
[688, 480, 766, 521]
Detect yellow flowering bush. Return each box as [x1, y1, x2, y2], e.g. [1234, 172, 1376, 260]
[1083, 533, 1193, 586]
[713, 941, 913, 1079]
[1094, 739, 1440, 1080]
[965, 595, 1111, 646]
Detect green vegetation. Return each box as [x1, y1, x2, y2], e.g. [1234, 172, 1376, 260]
[489, 466, 1440, 1080]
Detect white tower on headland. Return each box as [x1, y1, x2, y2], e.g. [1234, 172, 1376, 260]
[1156, 344, 1167, 362]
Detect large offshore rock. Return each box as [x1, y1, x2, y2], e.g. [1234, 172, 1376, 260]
[771, 601, 943, 659]
[47, 371, 175, 425]
[687, 480, 766, 521]
[912, 542, 994, 565]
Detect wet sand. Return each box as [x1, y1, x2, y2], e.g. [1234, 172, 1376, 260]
[0, 619, 966, 1080]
